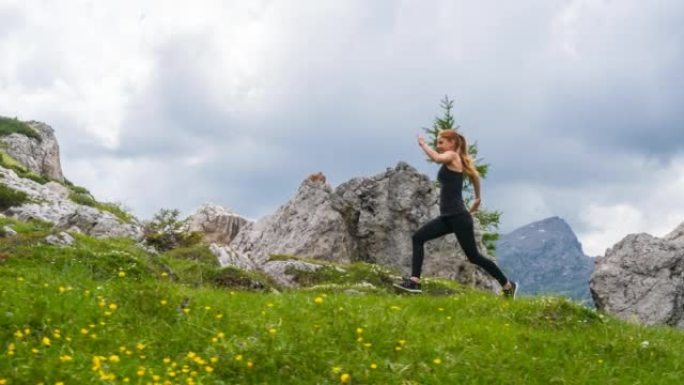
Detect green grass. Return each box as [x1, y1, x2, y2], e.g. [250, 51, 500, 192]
[1, 217, 683, 384]
[0, 117, 41, 142]
[67, 192, 136, 224]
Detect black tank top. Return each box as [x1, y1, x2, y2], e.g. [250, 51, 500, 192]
[438, 164, 467, 215]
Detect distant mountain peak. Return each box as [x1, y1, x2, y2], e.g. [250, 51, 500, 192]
[496, 216, 593, 303]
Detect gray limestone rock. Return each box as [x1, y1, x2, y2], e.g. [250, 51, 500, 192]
[2, 225, 17, 237]
[185, 203, 250, 244]
[45, 231, 75, 246]
[590, 224, 684, 328]
[209, 243, 257, 271]
[231, 177, 351, 266]
[0, 120, 65, 182]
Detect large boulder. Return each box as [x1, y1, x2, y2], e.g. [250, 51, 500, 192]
[185, 203, 250, 244]
[230, 162, 499, 292]
[230, 176, 352, 265]
[0, 120, 65, 182]
[590, 222, 684, 327]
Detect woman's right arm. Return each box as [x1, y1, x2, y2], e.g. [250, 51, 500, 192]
[469, 174, 481, 213]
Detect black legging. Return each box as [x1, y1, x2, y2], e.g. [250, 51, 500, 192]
[412, 212, 508, 286]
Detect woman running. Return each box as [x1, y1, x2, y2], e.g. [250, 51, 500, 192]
[394, 129, 518, 298]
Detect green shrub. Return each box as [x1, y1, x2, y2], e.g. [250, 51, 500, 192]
[164, 244, 219, 267]
[68, 191, 97, 206]
[23, 172, 50, 184]
[71, 185, 91, 195]
[208, 266, 276, 291]
[0, 184, 29, 210]
[94, 201, 136, 224]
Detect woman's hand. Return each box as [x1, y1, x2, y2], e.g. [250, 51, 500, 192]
[469, 198, 481, 213]
[417, 134, 426, 147]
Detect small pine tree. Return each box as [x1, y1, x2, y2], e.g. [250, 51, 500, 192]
[143, 208, 202, 251]
[422, 95, 502, 255]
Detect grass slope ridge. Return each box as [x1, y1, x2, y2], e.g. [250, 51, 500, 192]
[1, 217, 683, 385]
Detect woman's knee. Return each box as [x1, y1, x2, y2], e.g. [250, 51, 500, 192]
[463, 251, 484, 264]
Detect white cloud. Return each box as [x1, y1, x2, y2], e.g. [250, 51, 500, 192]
[576, 155, 684, 256]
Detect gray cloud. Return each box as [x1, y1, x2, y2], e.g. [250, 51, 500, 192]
[3, 1, 684, 255]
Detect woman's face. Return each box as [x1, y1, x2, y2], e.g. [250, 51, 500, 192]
[437, 137, 456, 153]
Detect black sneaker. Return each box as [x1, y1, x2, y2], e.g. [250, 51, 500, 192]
[502, 281, 519, 299]
[393, 277, 422, 293]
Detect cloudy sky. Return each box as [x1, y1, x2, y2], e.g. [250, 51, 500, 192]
[1, 0, 683, 256]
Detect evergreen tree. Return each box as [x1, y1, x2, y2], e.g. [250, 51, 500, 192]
[422, 95, 502, 255]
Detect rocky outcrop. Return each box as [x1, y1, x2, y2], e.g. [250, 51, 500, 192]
[230, 177, 351, 265]
[590, 223, 684, 327]
[230, 162, 500, 292]
[0, 120, 65, 182]
[209, 243, 257, 271]
[664, 222, 684, 244]
[185, 203, 250, 244]
[0, 166, 143, 240]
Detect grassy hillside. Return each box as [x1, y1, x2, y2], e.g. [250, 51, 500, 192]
[1, 216, 683, 385]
